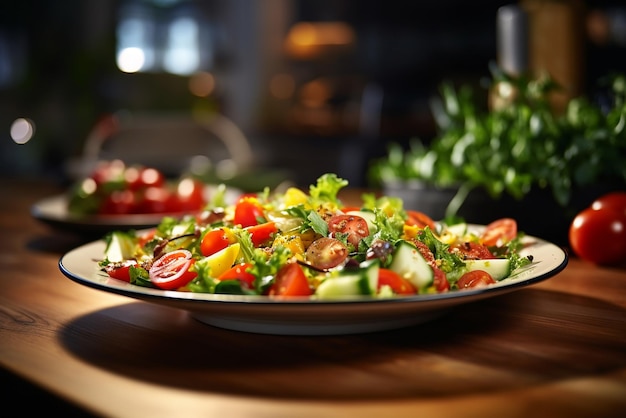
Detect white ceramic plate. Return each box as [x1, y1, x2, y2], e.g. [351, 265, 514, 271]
[32, 185, 241, 235]
[58, 227, 568, 335]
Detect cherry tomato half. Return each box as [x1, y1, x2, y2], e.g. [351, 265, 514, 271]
[305, 237, 348, 270]
[105, 260, 139, 282]
[457, 270, 495, 289]
[378, 268, 416, 295]
[269, 263, 313, 297]
[450, 241, 496, 260]
[480, 218, 517, 247]
[327, 214, 370, 248]
[149, 249, 198, 290]
[569, 206, 626, 265]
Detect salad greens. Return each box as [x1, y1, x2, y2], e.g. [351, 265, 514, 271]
[100, 173, 533, 299]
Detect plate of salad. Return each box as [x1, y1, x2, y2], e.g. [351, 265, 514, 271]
[59, 173, 568, 335]
[32, 160, 242, 235]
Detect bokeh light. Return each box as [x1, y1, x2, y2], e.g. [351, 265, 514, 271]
[189, 72, 216, 97]
[10, 118, 35, 144]
[117, 47, 146, 73]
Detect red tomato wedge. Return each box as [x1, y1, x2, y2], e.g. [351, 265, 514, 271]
[480, 218, 517, 246]
[377, 268, 416, 295]
[405, 210, 436, 230]
[218, 262, 256, 288]
[245, 222, 278, 247]
[269, 263, 313, 297]
[201, 228, 235, 257]
[149, 249, 198, 290]
[234, 199, 265, 227]
[105, 260, 138, 282]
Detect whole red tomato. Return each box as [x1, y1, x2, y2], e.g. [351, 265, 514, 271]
[569, 205, 626, 265]
[591, 191, 626, 217]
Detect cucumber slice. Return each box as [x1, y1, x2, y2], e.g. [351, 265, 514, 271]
[463, 259, 511, 281]
[315, 259, 379, 298]
[444, 222, 467, 237]
[389, 240, 434, 291]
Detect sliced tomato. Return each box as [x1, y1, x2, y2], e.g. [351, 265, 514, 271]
[457, 270, 495, 289]
[269, 263, 313, 297]
[234, 198, 265, 227]
[480, 218, 517, 246]
[405, 210, 436, 230]
[327, 214, 370, 248]
[433, 268, 450, 292]
[105, 260, 139, 282]
[218, 262, 255, 289]
[245, 222, 278, 247]
[149, 249, 198, 290]
[450, 241, 496, 260]
[377, 268, 416, 295]
[340, 206, 362, 213]
[201, 228, 236, 257]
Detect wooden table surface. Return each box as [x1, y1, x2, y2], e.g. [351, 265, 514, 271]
[2, 178, 625, 418]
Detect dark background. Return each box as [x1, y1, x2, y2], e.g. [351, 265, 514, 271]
[1, 0, 625, 188]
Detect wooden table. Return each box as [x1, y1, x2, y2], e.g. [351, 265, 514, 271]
[2, 178, 625, 418]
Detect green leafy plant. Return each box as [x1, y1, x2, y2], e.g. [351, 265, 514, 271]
[369, 66, 626, 217]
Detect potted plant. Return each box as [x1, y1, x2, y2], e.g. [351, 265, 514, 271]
[368, 66, 626, 245]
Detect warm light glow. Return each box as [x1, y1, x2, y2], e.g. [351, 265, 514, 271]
[285, 21, 355, 59]
[10, 118, 35, 144]
[269, 73, 295, 99]
[117, 47, 146, 73]
[189, 72, 215, 97]
[299, 78, 332, 108]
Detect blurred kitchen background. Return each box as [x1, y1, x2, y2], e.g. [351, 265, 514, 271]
[1, 0, 625, 190]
